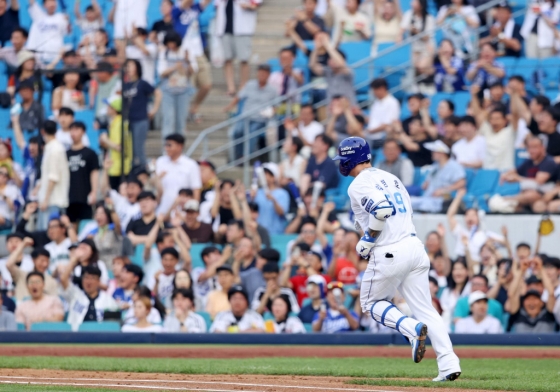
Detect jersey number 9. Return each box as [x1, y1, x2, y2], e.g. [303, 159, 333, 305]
[385, 192, 407, 213]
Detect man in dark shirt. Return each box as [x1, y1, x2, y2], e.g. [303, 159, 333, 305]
[151, 0, 175, 43]
[0, 0, 19, 47]
[479, 2, 523, 58]
[301, 134, 339, 194]
[182, 200, 214, 243]
[529, 107, 560, 162]
[126, 191, 158, 245]
[395, 116, 434, 167]
[286, 0, 325, 42]
[66, 121, 99, 223]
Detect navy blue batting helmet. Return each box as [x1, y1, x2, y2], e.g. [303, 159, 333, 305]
[332, 137, 371, 176]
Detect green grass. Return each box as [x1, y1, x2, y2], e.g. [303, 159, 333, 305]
[1, 356, 560, 391]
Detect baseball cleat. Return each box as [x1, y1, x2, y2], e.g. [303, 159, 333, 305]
[411, 322, 428, 363]
[432, 372, 461, 382]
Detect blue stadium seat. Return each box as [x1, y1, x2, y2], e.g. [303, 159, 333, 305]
[78, 321, 121, 332]
[263, 311, 274, 321]
[494, 181, 521, 196]
[515, 148, 529, 168]
[17, 323, 26, 331]
[270, 234, 298, 265]
[132, 244, 146, 266]
[500, 57, 518, 79]
[30, 322, 72, 331]
[428, 93, 453, 119]
[464, 168, 476, 188]
[539, 58, 560, 92]
[339, 41, 372, 65]
[515, 58, 539, 92]
[450, 92, 470, 116]
[190, 243, 215, 269]
[303, 323, 313, 332]
[325, 174, 353, 210]
[196, 311, 212, 330]
[463, 169, 500, 209]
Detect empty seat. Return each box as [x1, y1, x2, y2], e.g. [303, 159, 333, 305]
[30, 322, 72, 331]
[78, 321, 121, 332]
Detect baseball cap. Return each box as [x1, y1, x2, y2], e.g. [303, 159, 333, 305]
[495, 1, 511, 10]
[216, 265, 234, 274]
[306, 274, 326, 287]
[198, 160, 216, 171]
[468, 291, 488, 306]
[184, 199, 200, 212]
[258, 248, 280, 263]
[525, 275, 542, 285]
[104, 95, 122, 113]
[228, 285, 249, 302]
[424, 140, 450, 154]
[262, 162, 280, 180]
[522, 289, 542, 302]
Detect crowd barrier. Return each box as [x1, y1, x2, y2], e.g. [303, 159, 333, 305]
[0, 332, 559, 346]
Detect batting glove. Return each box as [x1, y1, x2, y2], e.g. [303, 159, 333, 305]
[356, 231, 376, 259]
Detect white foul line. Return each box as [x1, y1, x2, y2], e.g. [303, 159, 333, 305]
[0, 375, 403, 392]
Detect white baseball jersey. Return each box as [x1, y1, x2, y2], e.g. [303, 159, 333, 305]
[348, 168, 416, 246]
[209, 310, 265, 333]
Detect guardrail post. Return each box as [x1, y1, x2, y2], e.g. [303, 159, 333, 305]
[243, 120, 250, 186]
[203, 137, 208, 159]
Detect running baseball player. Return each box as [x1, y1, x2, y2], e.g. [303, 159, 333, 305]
[332, 137, 461, 382]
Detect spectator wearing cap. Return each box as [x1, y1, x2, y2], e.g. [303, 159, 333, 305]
[366, 78, 401, 150]
[191, 246, 225, 310]
[60, 263, 119, 331]
[392, 115, 435, 168]
[210, 285, 265, 333]
[121, 295, 163, 333]
[11, 79, 44, 134]
[126, 191, 159, 246]
[153, 247, 181, 311]
[5, 237, 58, 302]
[451, 115, 486, 169]
[298, 274, 326, 323]
[240, 248, 277, 304]
[206, 265, 236, 319]
[410, 140, 466, 213]
[312, 281, 359, 332]
[14, 271, 64, 330]
[251, 163, 290, 235]
[164, 288, 207, 333]
[7, 49, 39, 98]
[0, 294, 16, 331]
[281, 248, 332, 307]
[300, 134, 339, 195]
[156, 133, 202, 215]
[375, 139, 414, 187]
[496, 136, 556, 213]
[520, 0, 560, 59]
[479, 2, 522, 58]
[509, 289, 559, 333]
[181, 199, 214, 243]
[267, 294, 306, 333]
[454, 291, 503, 333]
[251, 262, 300, 315]
[453, 274, 503, 324]
[37, 120, 70, 231]
[466, 43, 505, 93]
[56, 108, 91, 151]
[223, 64, 278, 160]
[112, 264, 144, 309]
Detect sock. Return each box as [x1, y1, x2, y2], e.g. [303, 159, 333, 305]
[370, 300, 419, 340]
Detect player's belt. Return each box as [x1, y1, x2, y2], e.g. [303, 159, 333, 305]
[410, 233, 416, 237]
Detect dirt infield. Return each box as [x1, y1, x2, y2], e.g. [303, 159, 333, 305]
[2, 345, 559, 359]
[0, 369, 503, 392]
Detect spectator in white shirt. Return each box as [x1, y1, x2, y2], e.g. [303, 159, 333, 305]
[0, 27, 28, 72]
[156, 134, 202, 215]
[125, 27, 158, 86]
[284, 105, 324, 158]
[520, 0, 560, 59]
[455, 291, 503, 333]
[280, 135, 307, 186]
[122, 296, 163, 333]
[0, 165, 20, 230]
[436, 0, 480, 57]
[367, 78, 401, 150]
[451, 116, 486, 169]
[74, 0, 103, 49]
[109, 0, 148, 57]
[268, 294, 306, 333]
[330, 0, 372, 45]
[38, 120, 70, 231]
[27, 0, 69, 65]
[163, 288, 207, 333]
[210, 285, 265, 333]
[375, 139, 414, 187]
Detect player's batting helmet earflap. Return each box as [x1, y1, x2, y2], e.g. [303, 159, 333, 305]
[332, 137, 372, 177]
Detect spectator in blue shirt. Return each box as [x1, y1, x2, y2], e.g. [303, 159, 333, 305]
[300, 133, 339, 195]
[312, 281, 359, 333]
[432, 39, 465, 93]
[113, 264, 143, 310]
[466, 43, 505, 96]
[253, 163, 290, 235]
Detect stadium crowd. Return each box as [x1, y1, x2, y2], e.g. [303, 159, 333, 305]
[0, 0, 560, 335]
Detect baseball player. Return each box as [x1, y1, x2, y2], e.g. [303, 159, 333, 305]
[332, 137, 461, 382]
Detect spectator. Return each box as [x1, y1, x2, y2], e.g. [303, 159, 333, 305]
[400, 0, 435, 71]
[286, 0, 325, 43]
[48, 50, 91, 91]
[267, 294, 306, 333]
[309, 33, 355, 106]
[92, 62, 121, 122]
[100, 175, 141, 235]
[215, 0, 262, 96]
[251, 262, 300, 315]
[0, 165, 20, 230]
[210, 180, 235, 234]
[429, 276, 443, 315]
[239, 248, 278, 304]
[0, 0, 19, 47]
[206, 264, 236, 319]
[268, 47, 304, 107]
[367, 78, 401, 150]
[123, 59, 160, 168]
[27, 0, 69, 66]
[52, 71, 85, 114]
[431, 39, 466, 93]
[439, 258, 471, 330]
[479, 2, 522, 58]
[429, 250, 450, 291]
[372, 0, 402, 53]
[520, 0, 560, 59]
[442, 115, 462, 148]
[66, 121, 99, 224]
[454, 291, 503, 333]
[5, 238, 57, 302]
[112, 264, 143, 309]
[126, 190, 161, 247]
[110, 0, 148, 55]
[223, 64, 278, 160]
[285, 222, 330, 267]
[375, 139, 414, 187]
[56, 108, 90, 151]
[0, 286, 15, 313]
[487, 258, 514, 307]
[509, 288, 558, 332]
[12, 80, 44, 134]
[8, 50, 40, 97]
[0, 233, 33, 290]
[251, 163, 290, 235]
[326, 228, 359, 284]
[121, 296, 163, 333]
[74, 0, 103, 48]
[280, 135, 307, 186]
[312, 281, 359, 332]
[125, 28, 158, 87]
[450, 115, 486, 169]
[158, 31, 193, 139]
[191, 246, 224, 310]
[466, 43, 505, 94]
[330, 0, 372, 44]
[152, 0, 175, 44]
[453, 274, 503, 323]
[123, 285, 165, 325]
[392, 116, 434, 168]
[230, 237, 257, 274]
[0, 28, 28, 72]
[543, 257, 560, 300]
[298, 274, 326, 323]
[285, 105, 325, 157]
[153, 247, 181, 310]
[495, 136, 556, 213]
[401, 94, 434, 137]
[38, 120, 70, 231]
[0, 292, 16, 331]
[60, 264, 118, 331]
[68, 239, 110, 289]
[436, 0, 480, 57]
[90, 202, 125, 267]
[163, 288, 207, 332]
[14, 270, 64, 330]
[210, 285, 265, 333]
[181, 200, 214, 243]
[325, 96, 365, 144]
[300, 134, 339, 195]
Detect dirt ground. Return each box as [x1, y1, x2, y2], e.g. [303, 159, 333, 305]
[2, 345, 559, 359]
[0, 369, 502, 392]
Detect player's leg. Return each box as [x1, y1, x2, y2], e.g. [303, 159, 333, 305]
[397, 241, 461, 380]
